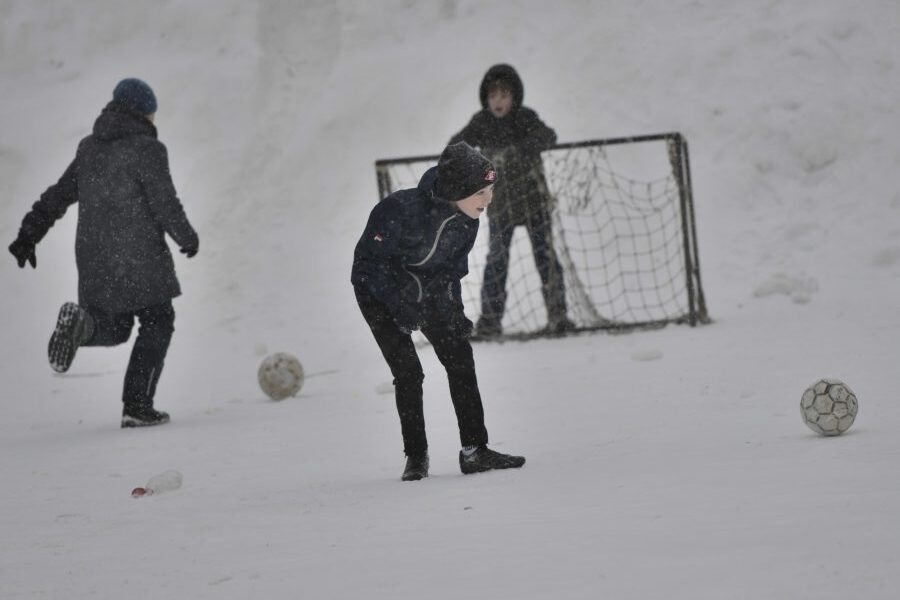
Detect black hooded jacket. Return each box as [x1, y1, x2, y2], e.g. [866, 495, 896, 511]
[351, 167, 478, 329]
[16, 101, 198, 313]
[448, 64, 557, 225]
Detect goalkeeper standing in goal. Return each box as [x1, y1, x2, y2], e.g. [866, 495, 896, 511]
[352, 142, 525, 481]
[449, 63, 573, 338]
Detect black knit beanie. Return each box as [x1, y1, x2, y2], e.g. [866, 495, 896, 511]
[433, 142, 497, 202]
[113, 78, 157, 115]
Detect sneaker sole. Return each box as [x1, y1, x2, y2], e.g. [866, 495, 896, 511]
[121, 414, 171, 428]
[460, 458, 526, 475]
[48, 302, 84, 373]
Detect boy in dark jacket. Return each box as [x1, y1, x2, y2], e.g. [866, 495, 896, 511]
[352, 142, 525, 481]
[449, 63, 573, 337]
[8, 78, 199, 428]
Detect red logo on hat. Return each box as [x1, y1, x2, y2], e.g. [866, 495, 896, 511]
[484, 170, 497, 182]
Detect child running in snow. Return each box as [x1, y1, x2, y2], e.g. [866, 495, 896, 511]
[8, 78, 198, 428]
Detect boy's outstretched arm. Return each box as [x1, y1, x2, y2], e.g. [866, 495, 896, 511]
[9, 158, 80, 268]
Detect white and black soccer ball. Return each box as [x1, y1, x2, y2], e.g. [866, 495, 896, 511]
[258, 352, 305, 400]
[800, 378, 858, 436]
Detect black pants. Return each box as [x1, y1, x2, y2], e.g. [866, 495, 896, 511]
[84, 301, 175, 410]
[480, 207, 567, 326]
[355, 289, 488, 457]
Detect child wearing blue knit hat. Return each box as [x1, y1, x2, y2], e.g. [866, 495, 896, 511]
[8, 77, 198, 428]
[113, 78, 158, 118]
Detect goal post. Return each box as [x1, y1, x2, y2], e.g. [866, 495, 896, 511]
[374, 132, 709, 340]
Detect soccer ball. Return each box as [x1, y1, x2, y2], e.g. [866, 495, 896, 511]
[800, 378, 858, 436]
[258, 352, 305, 400]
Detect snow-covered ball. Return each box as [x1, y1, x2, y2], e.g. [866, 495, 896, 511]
[800, 378, 858, 436]
[258, 352, 305, 400]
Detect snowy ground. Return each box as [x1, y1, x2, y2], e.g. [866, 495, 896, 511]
[2, 1, 899, 598]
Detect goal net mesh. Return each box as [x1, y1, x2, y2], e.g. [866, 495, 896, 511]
[374, 133, 708, 340]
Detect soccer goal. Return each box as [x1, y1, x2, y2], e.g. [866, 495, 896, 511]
[374, 132, 709, 340]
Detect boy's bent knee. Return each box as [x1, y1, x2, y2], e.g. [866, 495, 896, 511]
[393, 367, 424, 387]
[140, 303, 175, 331]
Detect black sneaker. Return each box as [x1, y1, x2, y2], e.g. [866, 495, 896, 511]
[401, 454, 429, 481]
[122, 406, 170, 428]
[459, 446, 525, 474]
[542, 317, 576, 336]
[48, 302, 92, 373]
[474, 319, 502, 339]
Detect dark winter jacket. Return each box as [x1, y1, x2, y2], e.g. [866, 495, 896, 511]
[351, 167, 478, 332]
[15, 101, 198, 314]
[448, 64, 557, 226]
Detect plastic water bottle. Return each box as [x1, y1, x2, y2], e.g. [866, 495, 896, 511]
[132, 470, 183, 497]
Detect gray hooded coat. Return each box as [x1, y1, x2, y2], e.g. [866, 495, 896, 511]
[16, 101, 198, 314]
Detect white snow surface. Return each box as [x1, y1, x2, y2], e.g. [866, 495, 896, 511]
[2, 1, 900, 598]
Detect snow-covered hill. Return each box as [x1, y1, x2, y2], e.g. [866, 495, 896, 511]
[2, 2, 899, 598]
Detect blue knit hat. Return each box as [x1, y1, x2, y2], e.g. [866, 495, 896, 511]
[113, 78, 157, 115]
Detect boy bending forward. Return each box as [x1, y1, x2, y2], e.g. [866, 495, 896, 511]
[352, 142, 526, 481]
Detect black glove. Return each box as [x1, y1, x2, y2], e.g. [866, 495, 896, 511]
[180, 241, 198, 258]
[423, 277, 472, 337]
[9, 238, 36, 269]
[449, 311, 474, 338]
[393, 300, 420, 335]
